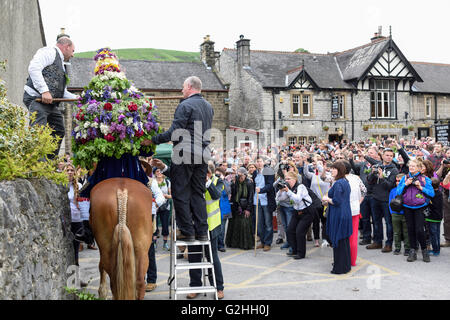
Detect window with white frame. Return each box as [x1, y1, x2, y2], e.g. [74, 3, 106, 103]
[288, 136, 297, 145]
[370, 79, 396, 119]
[425, 97, 432, 118]
[292, 95, 300, 116]
[299, 136, 307, 145]
[291, 93, 312, 117]
[302, 95, 311, 116]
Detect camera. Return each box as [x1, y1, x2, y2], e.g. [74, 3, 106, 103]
[279, 163, 290, 171]
[277, 179, 288, 190]
[443, 158, 450, 165]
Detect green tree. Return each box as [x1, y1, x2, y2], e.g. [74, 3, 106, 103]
[294, 48, 310, 53]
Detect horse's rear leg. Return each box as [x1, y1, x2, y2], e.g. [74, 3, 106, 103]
[135, 250, 150, 300]
[98, 263, 109, 300]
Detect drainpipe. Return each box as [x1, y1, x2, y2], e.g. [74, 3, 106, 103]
[351, 91, 355, 141]
[272, 90, 276, 145]
[434, 95, 438, 124]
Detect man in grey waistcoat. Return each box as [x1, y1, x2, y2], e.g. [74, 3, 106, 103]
[23, 36, 78, 159]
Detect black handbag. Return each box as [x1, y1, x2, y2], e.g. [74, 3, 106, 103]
[389, 195, 404, 212]
[389, 176, 417, 212]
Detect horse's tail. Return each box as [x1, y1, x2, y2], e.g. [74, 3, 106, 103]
[112, 188, 136, 300]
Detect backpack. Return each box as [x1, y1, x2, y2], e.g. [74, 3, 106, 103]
[302, 185, 322, 209]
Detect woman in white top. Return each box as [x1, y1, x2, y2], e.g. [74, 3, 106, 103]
[65, 163, 84, 267]
[278, 171, 315, 260]
[140, 160, 166, 292]
[303, 160, 333, 247]
[341, 160, 366, 267]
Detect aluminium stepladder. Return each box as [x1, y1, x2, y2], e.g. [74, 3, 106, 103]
[167, 209, 218, 300]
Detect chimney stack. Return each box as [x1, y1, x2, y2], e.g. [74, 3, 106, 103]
[236, 35, 251, 68]
[370, 26, 384, 42]
[200, 35, 219, 69]
[56, 27, 70, 41]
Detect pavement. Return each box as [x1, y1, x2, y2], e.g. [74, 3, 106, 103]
[78, 227, 450, 300]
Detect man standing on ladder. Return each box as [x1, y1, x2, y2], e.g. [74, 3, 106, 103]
[186, 164, 225, 300]
[151, 76, 213, 242]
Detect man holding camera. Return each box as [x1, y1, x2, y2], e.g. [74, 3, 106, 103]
[253, 158, 276, 251]
[365, 148, 399, 252]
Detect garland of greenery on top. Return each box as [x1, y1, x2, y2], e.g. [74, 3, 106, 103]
[71, 48, 162, 170]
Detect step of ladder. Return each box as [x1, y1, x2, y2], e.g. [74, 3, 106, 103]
[175, 240, 211, 246]
[175, 286, 217, 295]
[175, 262, 214, 270]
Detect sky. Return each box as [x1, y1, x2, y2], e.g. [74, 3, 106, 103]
[39, 0, 450, 64]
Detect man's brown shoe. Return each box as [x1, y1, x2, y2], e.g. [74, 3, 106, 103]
[217, 290, 224, 299]
[381, 245, 392, 253]
[256, 243, 264, 249]
[186, 292, 198, 299]
[366, 243, 382, 249]
[263, 245, 271, 251]
[145, 283, 157, 292]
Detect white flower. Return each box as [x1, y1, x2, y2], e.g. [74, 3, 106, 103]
[126, 118, 133, 126]
[91, 122, 98, 128]
[133, 123, 139, 131]
[74, 126, 80, 132]
[81, 131, 88, 139]
[84, 122, 91, 129]
[100, 123, 110, 135]
[111, 92, 117, 99]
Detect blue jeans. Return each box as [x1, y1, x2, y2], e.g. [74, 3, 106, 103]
[280, 206, 295, 245]
[256, 204, 273, 246]
[427, 221, 441, 253]
[360, 196, 373, 242]
[218, 217, 228, 249]
[146, 242, 157, 283]
[370, 199, 393, 246]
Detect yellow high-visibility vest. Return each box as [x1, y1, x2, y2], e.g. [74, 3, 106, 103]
[205, 176, 222, 231]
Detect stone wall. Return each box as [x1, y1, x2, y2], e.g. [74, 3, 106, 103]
[0, 0, 46, 106]
[0, 178, 75, 300]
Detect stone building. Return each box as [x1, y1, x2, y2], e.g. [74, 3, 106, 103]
[67, 46, 229, 153]
[0, 0, 46, 106]
[218, 29, 450, 146]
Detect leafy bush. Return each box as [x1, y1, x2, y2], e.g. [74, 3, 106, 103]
[0, 60, 67, 184]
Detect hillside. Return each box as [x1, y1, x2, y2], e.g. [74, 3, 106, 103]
[74, 48, 200, 62]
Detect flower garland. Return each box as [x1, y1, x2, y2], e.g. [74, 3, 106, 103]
[72, 48, 162, 169]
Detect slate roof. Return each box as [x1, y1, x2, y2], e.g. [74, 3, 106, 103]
[411, 62, 450, 94]
[67, 58, 226, 91]
[222, 49, 353, 90]
[334, 38, 389, 81]
[222, 37, 450, 94]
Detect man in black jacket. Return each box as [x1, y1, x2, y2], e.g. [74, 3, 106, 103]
[365, 149, 399, 252]
[252, 158, 276, 251]
[150, 76, 213, 241]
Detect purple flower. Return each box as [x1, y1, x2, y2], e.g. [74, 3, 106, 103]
[118, 114, 126, 123]
[87, 103, 99, 114]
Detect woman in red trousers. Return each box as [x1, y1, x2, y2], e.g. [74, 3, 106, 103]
[341, 161, 366, 267]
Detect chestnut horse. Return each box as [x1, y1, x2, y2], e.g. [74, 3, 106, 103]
[89, 178, 152, 300]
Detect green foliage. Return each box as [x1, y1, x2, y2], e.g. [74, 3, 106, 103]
[294, 48, 310, 53]
[64, 286, 101, 300]
[75, 48, 200, 62]
[0, 60, 68, 184]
